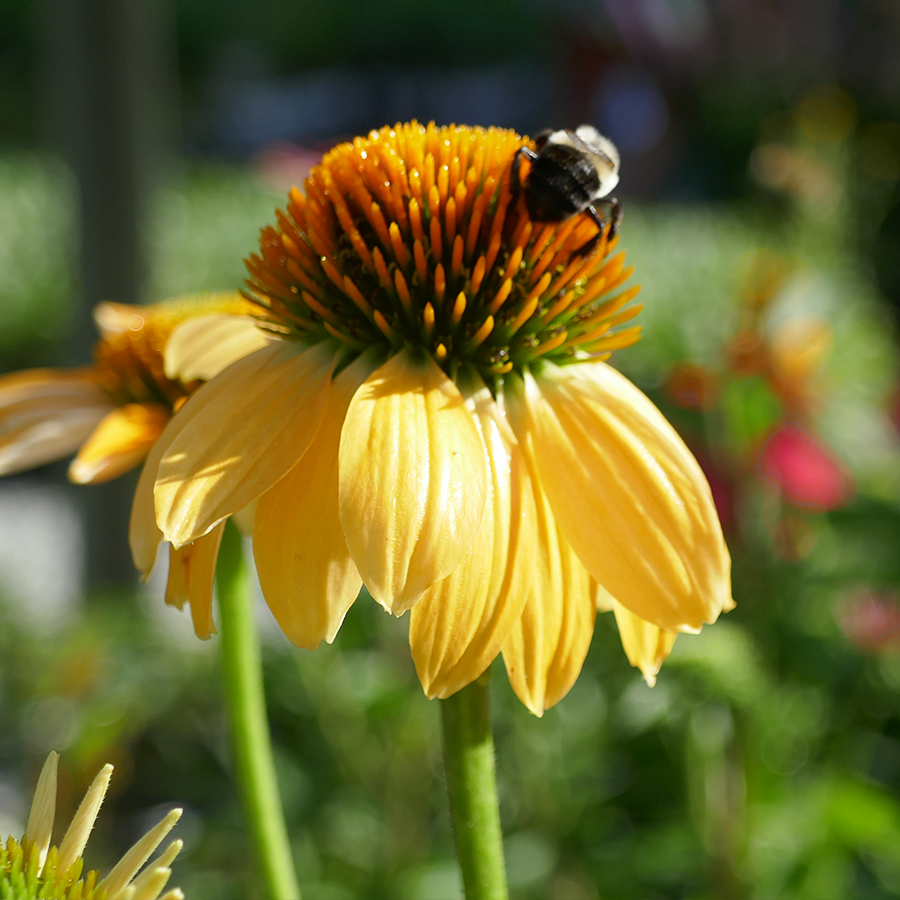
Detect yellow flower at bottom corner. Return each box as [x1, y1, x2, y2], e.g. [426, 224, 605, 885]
[2, 751, 183, 900]
[143, 122, 734, 715]
[0, 292, 268, 638]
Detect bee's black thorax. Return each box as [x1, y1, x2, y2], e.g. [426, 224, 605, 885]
[523, 144, 602, 222]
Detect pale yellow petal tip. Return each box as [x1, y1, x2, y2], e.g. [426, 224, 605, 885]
[57, 763, 114, 872]
[100, 808, 183, 899]
[23, 751, 59, 870]
[67, 459, 96, 484]
[641, 669, 659, 688]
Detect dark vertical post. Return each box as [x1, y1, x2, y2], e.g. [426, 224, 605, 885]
[40, 0, 176, 586]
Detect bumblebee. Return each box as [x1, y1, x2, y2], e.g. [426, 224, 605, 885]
[510, 125, 621, 256]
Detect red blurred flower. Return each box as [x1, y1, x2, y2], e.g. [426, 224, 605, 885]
[757, 422, 851, 510]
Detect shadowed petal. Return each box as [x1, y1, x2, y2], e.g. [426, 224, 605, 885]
[69, 403, 170, 484]
[164, 314, 271, 383]
[410, 381, 536, 698]
[129, 403, 198, 580]
[501, 435, 595, 716]
[611, 598, 677, 686]
[0, 368, 113, 476]
[165, 522, 225, 640]
[339, 349, 488, 614]
[594, 582, 677, 684]
[253, 355, 376, 648]
[155, 341, 336, 547]
[508, 362, 732, 633]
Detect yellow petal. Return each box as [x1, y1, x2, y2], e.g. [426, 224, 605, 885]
[93, 301, 144, 338]
[23, 751, 58, 873]
[58, 763, 113, 873]
[164, 314, 271, 383]
[253, 356, 376, 649]
[339, 349, 487, 614]
[97, 807, 182, 899]
[508, 363, 732, 633]
[610, 600, 677, 687]
[410, 381, 535, 698]
[129, 403, 198, 580]
[230, 501, 256, 534]
[68, 403, 170, 484]
[501, 437, 595, 716]
[0, 368, 114, 476]
[165, 523, 225, 640]
[155, 341, 335, 547]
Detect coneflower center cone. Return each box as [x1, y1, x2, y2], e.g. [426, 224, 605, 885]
[244, 121, 641, 384]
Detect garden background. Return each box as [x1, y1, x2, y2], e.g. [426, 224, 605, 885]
[2, 1, 900, 897]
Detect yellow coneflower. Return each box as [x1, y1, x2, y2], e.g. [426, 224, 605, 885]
[141, 122, 732, 714]
[0, 294, 267, 638]
[2, 751, 183, 900]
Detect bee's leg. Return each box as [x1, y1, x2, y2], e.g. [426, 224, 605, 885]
[575, 204, 608, 256]
[510, 146, 538, 198]
[602, 197, 622, 239]
[576, 198, 623, 255]
[532, 129, 553, 151]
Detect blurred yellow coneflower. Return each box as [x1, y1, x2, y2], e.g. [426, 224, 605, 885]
[0, 294, 267, 638]
[141, 122, 732, 713]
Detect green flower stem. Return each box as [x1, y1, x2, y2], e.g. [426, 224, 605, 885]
[440, 672, 509, 900]
[217, 520, 301, 900]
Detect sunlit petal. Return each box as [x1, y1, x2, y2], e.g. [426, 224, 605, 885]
[155, 341, 336, 547]
[501, 436, 595, 716]
[508, 362, 732, 633]
[68, 403, 170, 484]
[0, 368, 113, 476]
[339, 349, 487, 614]
[165, 523, 225, 640]
[164, 314, 271, 383]
[410, 381, 536, 698]
[254, 355, 376, 648]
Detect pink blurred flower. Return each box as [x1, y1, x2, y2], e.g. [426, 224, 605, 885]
[757, 422, 851, 510]
[840, 591, 900, 652]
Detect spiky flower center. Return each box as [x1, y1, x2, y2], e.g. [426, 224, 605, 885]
[245, 122, 642, 383]
[3, 838, 104, 900]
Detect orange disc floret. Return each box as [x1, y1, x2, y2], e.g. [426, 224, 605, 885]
[244, 121, 641, 383]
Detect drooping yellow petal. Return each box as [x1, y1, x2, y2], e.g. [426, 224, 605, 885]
[253, 356, 376, 649]
[501, 436, 595, 716]
[0, 368, 114, 476]
[129, 403, 198, 580]
[508, 362, 732, 633]
[410, 381, 536, 698]
[164, 314, 271, 383]
[68, 403, 170, 484]
[339, 348, 487, 614]
[610, 598, 678, 687]
[155, 341, 336, 547]
[165, 522, 225, 640]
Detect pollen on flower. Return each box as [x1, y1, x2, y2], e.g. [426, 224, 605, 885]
[244, 121, 643, 383]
